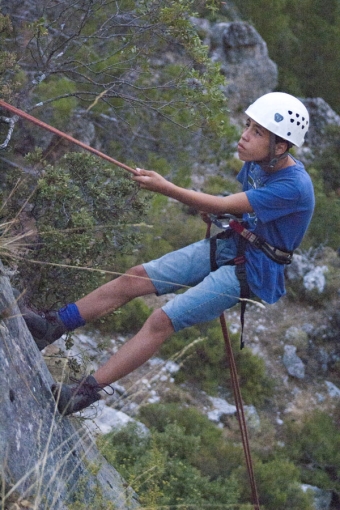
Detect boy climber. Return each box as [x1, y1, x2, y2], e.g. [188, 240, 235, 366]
[19, 92, 314, 416]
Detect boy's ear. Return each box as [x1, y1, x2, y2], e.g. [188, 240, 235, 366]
[275, 141, 289, 156]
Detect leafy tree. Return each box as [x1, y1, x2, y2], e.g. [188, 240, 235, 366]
[0, 0, 239, 306]
[0, 12, 22, 149]
[6, 152, 149, 307]
[0, 0, 236, 169]
[0, 13, 19, 101]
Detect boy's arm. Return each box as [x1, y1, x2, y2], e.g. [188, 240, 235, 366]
[133, 168, 253, 216]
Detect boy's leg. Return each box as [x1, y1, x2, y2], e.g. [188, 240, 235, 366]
[19, 265, 156, 348]
[52, 307, 174, 415]
[94, 308, 174, 385]
[21, 238, 215, 348]
[75, 265, 157, 321]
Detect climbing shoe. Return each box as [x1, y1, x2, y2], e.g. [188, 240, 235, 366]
[14, 290, 67, 350]
[51, 375, 105, 416]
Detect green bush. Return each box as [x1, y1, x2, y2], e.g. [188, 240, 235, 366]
[98, 404, 315, 509]
[139, 403, 245, 480]
[0, 13, 21, 101]
[91, 297, 152, 335]
[250, 458, 313, 510]
[97, 409, 244, 508]
[8, 152, 149, 307]
[160, 320, 274, 406]
[281, 410, 340, 497]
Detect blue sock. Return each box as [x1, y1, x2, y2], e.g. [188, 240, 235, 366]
[58, 303, 86, 331]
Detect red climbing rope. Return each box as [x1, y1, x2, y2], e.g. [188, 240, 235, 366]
[219, 313, 261, 510]
[0, 100, 138, 175]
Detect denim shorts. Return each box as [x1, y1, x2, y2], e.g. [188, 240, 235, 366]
[143, 236, 241, 331]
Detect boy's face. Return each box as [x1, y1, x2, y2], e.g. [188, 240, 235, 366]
[237, 117, 271, 162]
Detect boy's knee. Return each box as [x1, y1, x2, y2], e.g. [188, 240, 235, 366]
[125, 265, 156, 295]
[148, 308, 174, 336]
[126, 265, 148, 279]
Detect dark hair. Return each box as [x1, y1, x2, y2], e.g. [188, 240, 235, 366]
[275, 134, 293, 150]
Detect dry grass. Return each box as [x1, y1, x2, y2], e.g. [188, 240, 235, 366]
[0, 179, 38, 261]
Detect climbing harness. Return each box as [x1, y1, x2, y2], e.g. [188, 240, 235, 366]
[209, 227, 249, 349]
[229, 219, 293, 265]
[209, 213, 293, 349]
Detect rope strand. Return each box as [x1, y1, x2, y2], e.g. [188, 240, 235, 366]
[0, 100, 138, 175]
[219, 313, 260, 510]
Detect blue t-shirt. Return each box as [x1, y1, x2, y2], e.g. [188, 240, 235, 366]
[236, 158, 315, 303]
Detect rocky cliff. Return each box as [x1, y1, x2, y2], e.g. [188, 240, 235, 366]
[205, 20, 278, 110]
[0, 262, 139, 510]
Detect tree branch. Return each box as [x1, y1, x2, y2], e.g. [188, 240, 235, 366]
[0, 115, 18, 150]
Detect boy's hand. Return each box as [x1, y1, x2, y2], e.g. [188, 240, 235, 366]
[133, 168, 171, 194]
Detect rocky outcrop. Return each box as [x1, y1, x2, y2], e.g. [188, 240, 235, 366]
[0, 262, 139, 510]
[302, 96, 340, 149]
[211, 21, 278, 110]
[192, 19, 278, 112]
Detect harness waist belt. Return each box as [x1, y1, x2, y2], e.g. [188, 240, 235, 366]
[229, 219, 293, 265]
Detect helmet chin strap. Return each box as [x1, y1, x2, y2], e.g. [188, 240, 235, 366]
[257, 133, 289, 173]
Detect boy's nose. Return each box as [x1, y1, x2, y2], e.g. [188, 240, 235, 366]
[241, 130, 250, 141]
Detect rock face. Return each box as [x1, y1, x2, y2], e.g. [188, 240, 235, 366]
[303, 96, 340, 148]
[0, 263, 139, 510]
[209, 21, 278, 111]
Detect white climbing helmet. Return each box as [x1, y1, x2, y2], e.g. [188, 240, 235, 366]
[245, 92, 309, 147]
